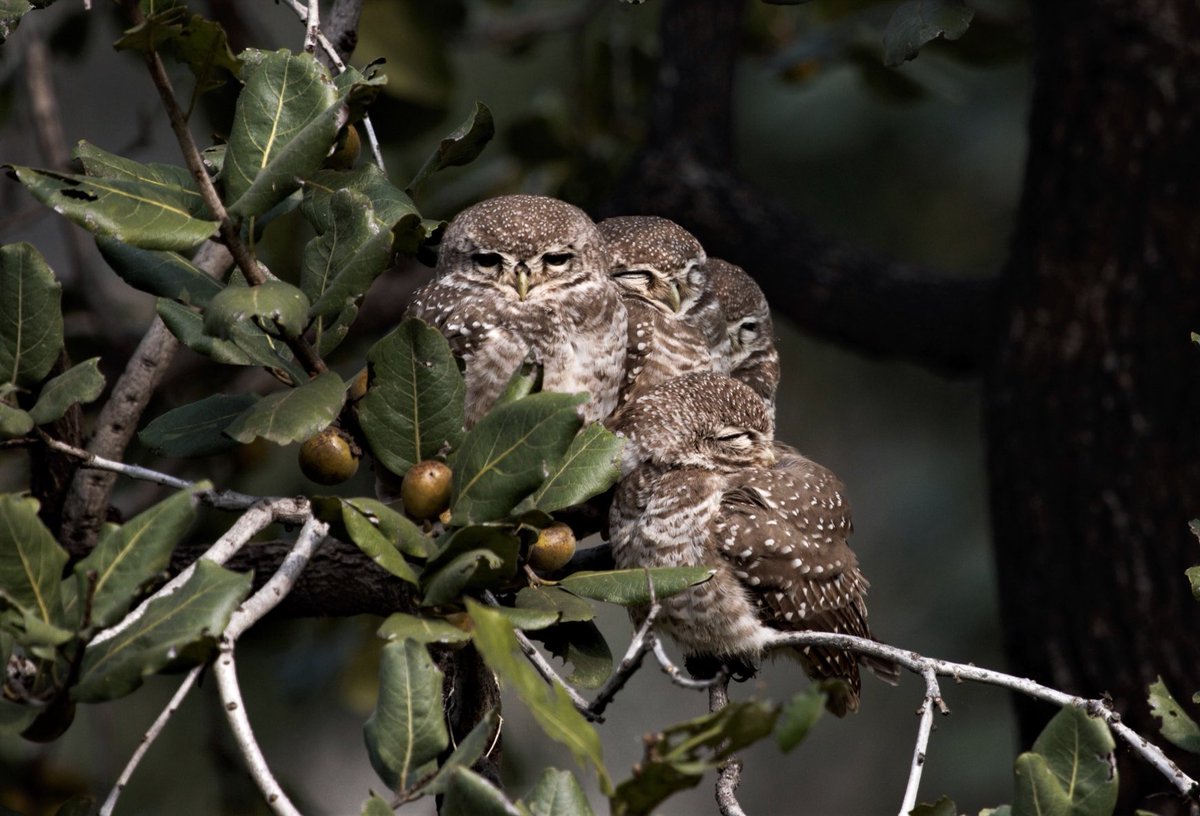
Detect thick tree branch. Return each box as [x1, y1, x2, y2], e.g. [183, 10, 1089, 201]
[606, 0, 994, 376]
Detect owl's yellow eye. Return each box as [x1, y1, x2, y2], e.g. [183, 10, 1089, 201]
[614, 269, 653, 283]
[472, 252, 502, 268]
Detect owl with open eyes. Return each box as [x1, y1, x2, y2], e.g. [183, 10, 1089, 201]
[404, 195, 628, 426]
[608, 372, 898, 715]
[598, 216, 721, 408]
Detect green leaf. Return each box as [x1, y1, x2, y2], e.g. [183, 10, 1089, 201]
[341, 499, 419, 585]
[96, 237, 223, 307]
[377, 612, 471, 645]
[610, 699, 778, 816]
[407, 102, 496, 198]
[0, 2, 33, 46]
[204, 280, 311, 340]
[515, 586, 595, 624]
[0, 404, 33, 438]
[524, 768, 595, 816]
[224, 370, 345, 445]
[27, 358, 104, 425]
[357, 319, 465, 475]
[494, 605, 560, 632]
[115, 8, 242, 96]
[301, 189, 392, 355]
[421, 548, 511, 607]
[467, 600, 610, 791]
[363, 639, 449, 791]
[883, 0, 975, 67]
[1187, 565, 1200, 601]
[0, 495, 68, 634]
[1148, 677, 1200, 754]
[558, 568, 716, 606]
[73, 560, 252, 702]
[53, 795, 96, 816]
[450, 393, 585, 525]
[441, 766, 523, 816]
[73, 142, 204, 211]
[343, 497, 431, 559]
[302, 164, 432, 255]
[910, 797, 958, 816]
[225, 50, 383, 218]
[534, 621, 612, 689]
[776, 686, 825, 752]
[1012, 706, 1117, 816]
[138, 393, 259, 457]
[69, 484, 205, 630]
[422, 708, 501, 796]
[495, 356, 542, 408]
[0, 243, 63, 388]
[7, 165, 217, 251]
[360, 792, 393, 816]
[156, 299, 308, 384]
[514, 423, 623, 515]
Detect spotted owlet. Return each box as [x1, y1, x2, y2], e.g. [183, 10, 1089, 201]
[405, 195, 628, 426]
[598, 216, 720, 407]
[608, 372, 898, 715]
[696, 259, 780, 420]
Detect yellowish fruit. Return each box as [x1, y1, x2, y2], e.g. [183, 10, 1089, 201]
[325, 123, 361, 170]
[401, 460, 453, 520]
[348, 367, 369, 402]
[299, 427, 360, 485]
[528, 522, 576, 572]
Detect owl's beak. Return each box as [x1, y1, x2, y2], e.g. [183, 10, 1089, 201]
[515, 265, 531, 300]
[666, 282, 682, 313]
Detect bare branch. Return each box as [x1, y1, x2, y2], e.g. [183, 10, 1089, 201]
[587, 604, 661, 720]
[651, 639, 726, 691]
[710, 676, 746, 816]
[213, 514, 329, 816]
[303, 0, 320, 54]
[765, 630, 1200, 801]
[898, 667, 946, 816]
[100, 665, 203, 816]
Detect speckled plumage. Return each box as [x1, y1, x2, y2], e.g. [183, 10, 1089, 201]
[598, 216, 720, 407]
[405, 195, 627, 426]
[692, 259, 780, 421]
[609, 373, 896, 715]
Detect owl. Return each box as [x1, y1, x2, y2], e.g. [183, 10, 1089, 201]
[696, 259, 780, 420]
[608, 372, 898, 715]
[598, 216, 720, 407]
[405, 195, 628, 426]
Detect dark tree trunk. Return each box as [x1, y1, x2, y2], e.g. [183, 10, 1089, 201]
[986, 1, 1200, 810]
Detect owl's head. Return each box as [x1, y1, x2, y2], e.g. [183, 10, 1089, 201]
[614, 373, 775, 474]
[437, 195, 606, 301]
[705, 259, 775, 367]
[599, 216, 708, 315]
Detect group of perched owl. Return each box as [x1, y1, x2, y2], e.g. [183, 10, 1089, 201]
[406, 194, 897, 714]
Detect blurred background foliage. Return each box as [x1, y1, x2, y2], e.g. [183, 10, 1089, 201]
[0, 0, 1029, 812]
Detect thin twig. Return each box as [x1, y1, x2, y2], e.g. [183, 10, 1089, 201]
[100, 665, 203, 816]
[44, 436, 193, 491]
[587, 604, 661, 720]
[281, 0, 386, 171]
[212, 515, 329, 816]
[651, 640, 727, 690]
[480, 591, 595, 718]
[303, 0, 320, 53]
[124, 1, 327, 376]
[710, 676, 746, 816]
[765, 630, 1200, 801]
[899, 667, 945, 816]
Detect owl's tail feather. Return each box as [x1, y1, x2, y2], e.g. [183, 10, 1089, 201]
[793, 645, 862, 717]
[864, 651, 902, 685]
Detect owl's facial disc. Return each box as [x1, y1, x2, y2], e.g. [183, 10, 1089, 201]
[471, 247, 582, 301]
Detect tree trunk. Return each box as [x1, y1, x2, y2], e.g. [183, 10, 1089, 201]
[986, 1, 1200, 810]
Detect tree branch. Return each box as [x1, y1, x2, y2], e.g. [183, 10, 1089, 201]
[764, 630, 1200, 803]
[899, 668, 947, 816]
[710, 676, 746, 816]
